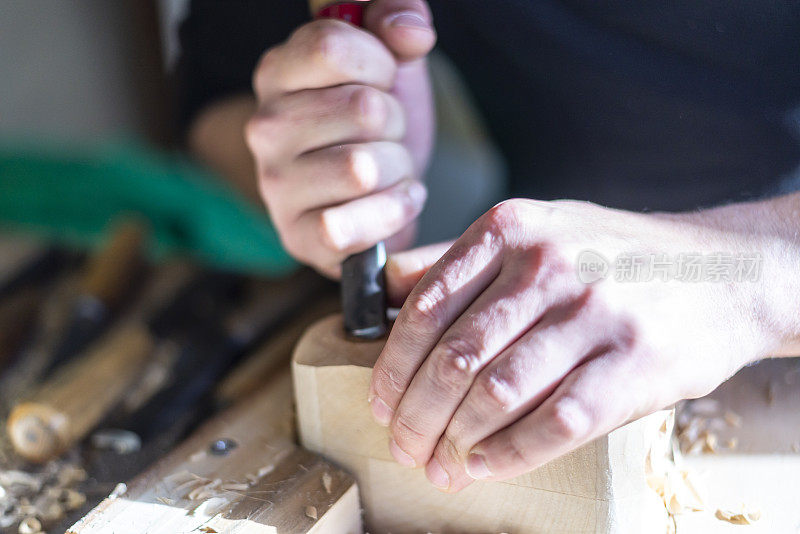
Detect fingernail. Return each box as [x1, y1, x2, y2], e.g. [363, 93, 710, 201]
[425, 458, 450, 490]
[405, 180, 427, 207]
[465, 453, 492, 480]
[370, 396, 393, 426]
[386, 12, 428, 29]
[389, 438, 416, 468]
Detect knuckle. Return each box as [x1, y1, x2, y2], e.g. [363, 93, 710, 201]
[303, 21, 347, 69]
[341, 146, 378, 195]
[427, 339, 481, 393]
[252, 47, 281, 92]
[245, 112, 279, 153]
[438, 432, 462, 463]
[349, 86, 389, 136]
[372, 365, 405, 396]
[316, 210, 347, 253]
[481, 200, 525, 246]
[506, 430, 535, 468]
[547, 396, 592, 442]
[393, 411, 427, 444]
[475, 369, 521, 412]
[404, 281, 448, 333]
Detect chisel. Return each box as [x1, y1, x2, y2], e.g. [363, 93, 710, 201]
[309, 0, 388, 340]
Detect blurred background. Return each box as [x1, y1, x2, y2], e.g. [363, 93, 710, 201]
[0, 0, 506, 268]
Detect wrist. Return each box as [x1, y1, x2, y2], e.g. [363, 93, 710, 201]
[662, 198, 800, 359]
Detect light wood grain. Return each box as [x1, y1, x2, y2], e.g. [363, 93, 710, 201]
[69, 368, 362, 534]
[293, 314, 671, 533]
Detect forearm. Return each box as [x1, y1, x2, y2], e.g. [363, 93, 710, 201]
[670, 193, 800, 356]
[187, 93, 260, 203]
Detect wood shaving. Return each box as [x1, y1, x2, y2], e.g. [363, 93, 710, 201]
[156, 497, 175, 506]
[220, 482, 249, 492]
[0, 460, 86, 532]
[676, 402, 742, 455]
[17, 517, 42, 534]
[199, 527, 217, 533]
[305, 505, 318, 520]
[723, 411, 742, 428]
[715, 506, 761, 525]
[322, 472, 333, 494]
[257, 464, 275, 478]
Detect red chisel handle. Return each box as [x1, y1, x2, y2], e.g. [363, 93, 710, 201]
[311, 0, 388, 340]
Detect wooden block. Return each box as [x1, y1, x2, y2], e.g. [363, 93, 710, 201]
[293, 314, 670, 533]
[68, 367, 362, 534]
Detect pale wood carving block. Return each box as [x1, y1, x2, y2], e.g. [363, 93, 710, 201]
[69, 368, 362, 534]
[293, 314, 670, 533]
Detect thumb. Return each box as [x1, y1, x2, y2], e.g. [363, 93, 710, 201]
[364, 0, 436, 62]
[386, 240, 454, 306]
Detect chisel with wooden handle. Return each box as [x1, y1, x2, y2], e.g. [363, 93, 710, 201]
[309, 0, 388, 340]
[6, 262, 196, 463]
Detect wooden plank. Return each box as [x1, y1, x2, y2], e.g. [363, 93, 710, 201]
[293, 314, 671, 533]
[68, 367, 362, 534]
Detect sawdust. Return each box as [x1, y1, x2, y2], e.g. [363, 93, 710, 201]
[0, 460, 87, 532]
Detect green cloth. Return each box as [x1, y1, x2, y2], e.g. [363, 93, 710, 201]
[0, 139, 295, 275]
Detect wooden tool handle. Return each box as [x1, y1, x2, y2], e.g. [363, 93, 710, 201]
[6, 262, 194, 463]
[7, 323, 154, 463]
[81, 218, 147, 306]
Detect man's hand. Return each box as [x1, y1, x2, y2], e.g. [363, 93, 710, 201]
[371, 197, 800, 492]
[246, 0, 436, 278]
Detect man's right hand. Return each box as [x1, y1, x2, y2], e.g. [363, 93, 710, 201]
[246, 0, 436, 278]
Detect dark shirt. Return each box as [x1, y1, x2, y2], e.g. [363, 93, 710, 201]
[178, 0, 800, 211]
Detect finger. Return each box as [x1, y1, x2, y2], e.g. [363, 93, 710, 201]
[385, 240, 454, 306]
[368, 207, 514, 427]
[387, 248, 579, 470]
[284, 142, 413, 212]
[253, 19, 397, 100]
[364, 0, 436, 62]
[429, 294, 610, 491]
[465, 350, 656, 483]
[295, 178, 426, 261]
[248, 85, 405, 160]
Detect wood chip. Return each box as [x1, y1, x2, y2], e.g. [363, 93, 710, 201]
[702, 431, 718, 454]
[17, 517, 42, 534]
[305, 505, 318, 520]
[199, 528, 218, 533]
[723, 410, 742, 428]
[322, 472, 333, 494]
[715, 507, 761, 525]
